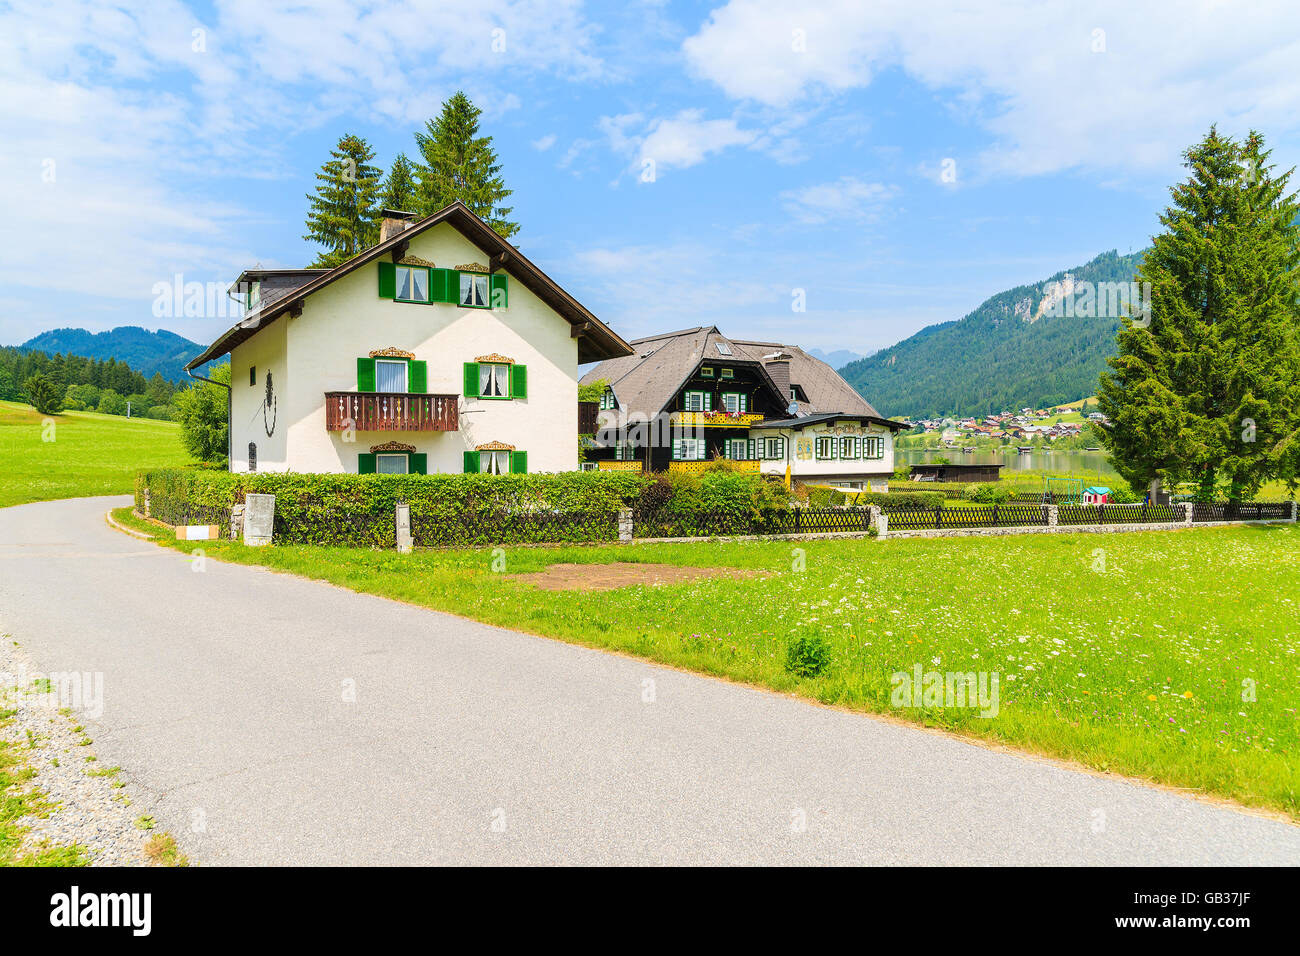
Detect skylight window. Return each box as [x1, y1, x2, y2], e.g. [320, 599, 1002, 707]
[715, 342, 733, 355]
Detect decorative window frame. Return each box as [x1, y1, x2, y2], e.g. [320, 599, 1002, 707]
[816, 436, 837, 460]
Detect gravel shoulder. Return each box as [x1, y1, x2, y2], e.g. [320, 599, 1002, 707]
[0, 637, 186, 867]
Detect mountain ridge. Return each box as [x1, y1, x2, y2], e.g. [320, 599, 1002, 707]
[838, 249, 1148, 419]
[18, 326, 208, 382]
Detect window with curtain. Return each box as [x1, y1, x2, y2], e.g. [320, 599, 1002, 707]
[479, 450, 510, 474]
[684, 391, 707, 412]
[478, 363, 509, 398]
[375, 359, 408, 393]
[460, 273, 490, 307]
[721, 392, 747, 414]
[376, 454, 408, 474]
[839, 436, 861, 459]
[672, 437, 705, 460]
[816, 437, 837, 459]
[395, 266, 429, 302]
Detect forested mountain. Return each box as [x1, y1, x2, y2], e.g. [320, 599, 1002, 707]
[18, 327, 205, 382]
[840, 249, 1148, 419]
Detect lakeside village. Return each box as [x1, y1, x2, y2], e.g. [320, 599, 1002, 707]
[900, 405, 1110, 451]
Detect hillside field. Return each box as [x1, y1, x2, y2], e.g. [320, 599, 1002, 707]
[0, 400, 189, 508]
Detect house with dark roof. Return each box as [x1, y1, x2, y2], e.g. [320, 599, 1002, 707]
[186, 202, 633, 475]
[579, 326, 907, 490]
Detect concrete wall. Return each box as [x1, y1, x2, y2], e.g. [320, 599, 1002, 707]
[229, 221, 579, 475]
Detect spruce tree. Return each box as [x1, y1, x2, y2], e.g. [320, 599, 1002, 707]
[413, 92, 518, 238]
[380, 153, 417, 211]
[1099, 128, 1300, 500]
[303, 134, 383, 268]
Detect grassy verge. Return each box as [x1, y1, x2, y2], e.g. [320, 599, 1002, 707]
[0, 400, 189, 509]
[113, 507, 1300, 819]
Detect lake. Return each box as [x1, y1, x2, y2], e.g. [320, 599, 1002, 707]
[897, 447, 1121, 481]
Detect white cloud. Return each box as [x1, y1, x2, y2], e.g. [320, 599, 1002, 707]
[0, 0, 607, 342]
[780, 177, 899, 223]
[532, 133, 558, 151]
[683, 0, 1300, 177]
[595, 109, 758, 179]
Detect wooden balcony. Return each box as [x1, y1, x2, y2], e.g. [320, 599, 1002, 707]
[671, 411, 765, 428]
[669, 460, 760, 474]
[324, 392, 459, 432]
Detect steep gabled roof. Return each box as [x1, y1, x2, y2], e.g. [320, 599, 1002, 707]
[186, 202, 633, 370]
[580, 326, 903, 427]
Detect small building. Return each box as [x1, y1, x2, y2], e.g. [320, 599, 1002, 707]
[909, 462, 1005, 483]
[579, 326, 907, 490]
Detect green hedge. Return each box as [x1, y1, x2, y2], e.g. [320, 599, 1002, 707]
[804, 485, 946, 510]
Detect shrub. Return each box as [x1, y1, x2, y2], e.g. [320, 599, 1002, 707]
[963, 483, 1012, 504]
[784, 635, 831, 678]
[23, 374, 62, 415]
[1108, 485, 1139, 503]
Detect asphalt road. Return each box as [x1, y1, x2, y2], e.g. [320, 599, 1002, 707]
[1, 496, 1296, 865]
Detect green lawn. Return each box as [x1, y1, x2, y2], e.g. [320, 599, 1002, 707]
[0, 400, 189, 509]
[114, 508, 1300, 818]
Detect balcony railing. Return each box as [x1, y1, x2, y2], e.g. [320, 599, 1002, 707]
[597, 460, 643, 472]
[324, 392, 459, 432]
[670, 411, 765, 428]
[669, 460, 760, 474]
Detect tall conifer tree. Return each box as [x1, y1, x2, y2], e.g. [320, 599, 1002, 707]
[303, 133, 383, 268]
[413, 92, 518, 238]
[1099, 128, 1300, 500]
[380, 153, 417, 211]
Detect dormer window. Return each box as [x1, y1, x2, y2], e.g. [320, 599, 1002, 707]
[246, 280, 261, 310]
[720, 368, 734, 379]
[460, 272, 489, 308]
[700, 366, 715, 378]
[599, 389, 616, 410]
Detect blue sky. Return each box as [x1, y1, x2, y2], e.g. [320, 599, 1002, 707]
[3, 0, 1299, 359]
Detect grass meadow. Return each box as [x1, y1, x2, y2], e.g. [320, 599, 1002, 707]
[114, 507, 1300, 818]
[0, 400, 189, 509]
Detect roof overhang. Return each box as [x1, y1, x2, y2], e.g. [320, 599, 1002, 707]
[750, 413, 910, 432]
[187, 202, 632, 370]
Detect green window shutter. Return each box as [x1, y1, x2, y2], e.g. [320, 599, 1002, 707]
[510, 450, 527, 474]
[357, 357, 376, 392]
[463, 451, 478, 473]
[740, 394, 748, 413]
[448, 270, 463, 304]
[672, 438, 681, 459]
[490, 273, 508, 308]
[409, 360, 427, 393]
[410, 453, 427, 475]
[428, 268, 451, 303]
[509, 364, 527, 399]
[463, 362, 479, 397]
[358, 453, 376, 474]
[377, 261, 396, 298]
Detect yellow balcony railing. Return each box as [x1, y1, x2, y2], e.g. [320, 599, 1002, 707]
[669, 460, 760, 474]
[597, 461, 643, 472]
[670, 411, 764, 428]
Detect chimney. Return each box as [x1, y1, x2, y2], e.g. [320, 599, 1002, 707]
[763, 351, 792, 399]
[379, 208, 415, 243]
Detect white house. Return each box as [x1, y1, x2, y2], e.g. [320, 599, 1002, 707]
[579, 326, 906, 491]
[185, 203, 632, 475]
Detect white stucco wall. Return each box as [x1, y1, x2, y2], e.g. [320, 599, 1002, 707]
[229, 319, 288, 472]
[756, 420, 895, 489]
[228, 221, 580, 474]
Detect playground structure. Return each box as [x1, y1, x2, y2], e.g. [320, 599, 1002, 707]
[1042, 476, 1084, 504]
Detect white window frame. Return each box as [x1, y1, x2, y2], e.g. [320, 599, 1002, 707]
[375, 359, 408, 393]
[864, 436, 885, 459]
[839, 436, 861, 459]
[376, 453, 409, 475]
[395, 265, 430, 302]
[460, 272, 490, 308]
[672, 437, 706, 461]
[758, 436, 786, 460]
[720, 392, 747, 414]
[479, 449, 511, 474]
[478, 363, 510, 399]
[816, 436, 837, 460]
[684, 390, 708, 412]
